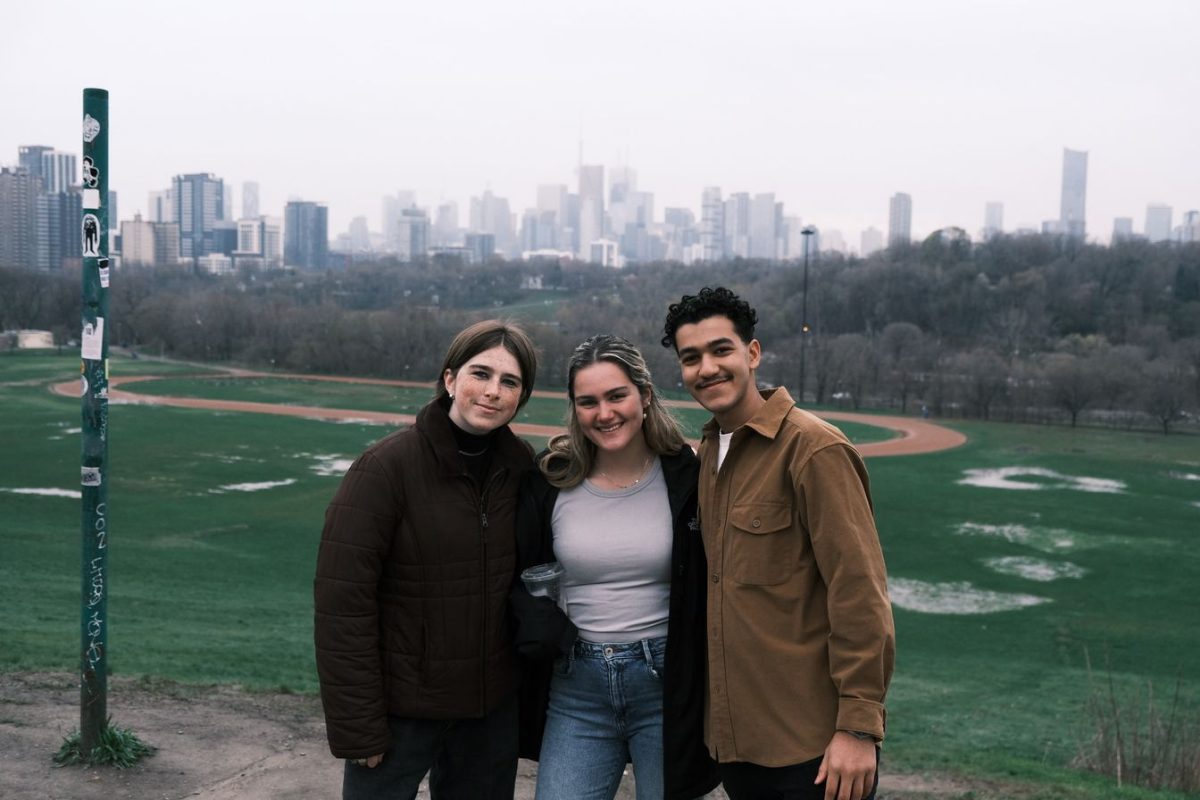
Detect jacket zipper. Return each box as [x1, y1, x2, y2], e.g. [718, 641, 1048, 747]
[477, 468, 504, 716]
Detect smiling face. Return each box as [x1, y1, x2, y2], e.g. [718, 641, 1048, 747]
[674, 314, 764, 431]
[443, 345, 524, 434]
[571, 361, 649, 455]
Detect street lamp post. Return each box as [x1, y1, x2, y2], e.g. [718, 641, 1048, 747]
[798, 226, 816, 403]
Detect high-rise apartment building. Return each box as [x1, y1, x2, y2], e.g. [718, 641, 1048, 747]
[700, 187, 724, 261]
[433, 202, 459, 247]
[983, 202, 1004, 239]
[888, 192, 913, 246]
[284, 201, 328, 268]
[1145, 204, 1172, 243]
[37, 151, 77, 194]
[469, 191, 515, 255]
[233, 216, 282, 268]
[1180, 210, 1200, 243]
[382, 191, 417, 253]
[17, 146, 53, 189]
[172, 173, 224, 263]
[1059, 148, 1088, 239]
[0, 167, 40, 269]
[152, 223, 181, 266]
[347, 216, 371, 252]
[1112, 217, 1134, 241]
[148, 189, 173, 223]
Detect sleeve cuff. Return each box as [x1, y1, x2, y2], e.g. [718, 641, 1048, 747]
[836, 698, 887, 742]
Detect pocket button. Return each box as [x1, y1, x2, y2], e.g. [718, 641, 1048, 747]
[752, 519, 762, 528]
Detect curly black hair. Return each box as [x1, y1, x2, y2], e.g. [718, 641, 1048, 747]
[661, 286, 758, 350]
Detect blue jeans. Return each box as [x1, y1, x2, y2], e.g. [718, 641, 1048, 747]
[535, 637, 666, 800]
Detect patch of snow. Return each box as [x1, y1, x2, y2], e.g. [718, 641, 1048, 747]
[311, 455, 354, 477]
[958, 467, 1125, 494]
[1168, 471, 1200, 482]
[982, 556, 1086, 582]
[889, 577, 1050, 614]
[211, 479, 297, 493]
[1, 487, 82, 499]
[955, 522, 1078, 553]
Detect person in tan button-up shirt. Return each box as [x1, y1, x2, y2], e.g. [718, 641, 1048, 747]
[662, 287, 895, 800]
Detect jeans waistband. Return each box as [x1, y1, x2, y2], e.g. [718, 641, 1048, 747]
[573, 636, 665, 661]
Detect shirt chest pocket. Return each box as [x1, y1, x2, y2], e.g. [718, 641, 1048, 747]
[728, 503, 796, 586]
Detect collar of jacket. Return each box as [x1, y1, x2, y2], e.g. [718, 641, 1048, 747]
[416, 395, 529, 479]
[700, 386, 795, 444]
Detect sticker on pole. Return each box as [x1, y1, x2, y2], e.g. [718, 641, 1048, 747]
[81, 318, 104, 360]
[82, 214, 100, 257]
[81, 375, 89, 397]
[81, 467, 102, 487]
[82, 189, 101, 209]
[98, 258, 110, 288]
[83, 114, 101, 142]
[82, 157, 100, 188]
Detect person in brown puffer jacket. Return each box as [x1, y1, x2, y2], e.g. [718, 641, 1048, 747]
[315, 320, 538, 799]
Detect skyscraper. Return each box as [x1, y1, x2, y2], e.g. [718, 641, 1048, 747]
[395, 208, 429, 262]
[242, 181, 260, 219]
[578, 164, 604, 257]
[749, 193, 779, 259]
[700, 187, 724, 261]
[0, 167, 40, 269]
[40, 151, 77, 194]
[284, 201, 328, 268]
[983, 202, 1004, 239]
[1145, 204, 1172, 243]
[860, 227, 884, 256]
[121, 215, 157, 267]
[172, 173, 224, 263]
[148, 189, 173, 223]
[17, 145, 53, 189]
[724, 192, 751, 258]
[1059, 148, 1088, 239]
[888, 192, 912, 246]
[1112, 217, 1134, 241]
[35, 187, 82, 271]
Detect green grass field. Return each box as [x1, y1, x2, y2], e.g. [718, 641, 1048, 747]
[3, 350, 1197, 798]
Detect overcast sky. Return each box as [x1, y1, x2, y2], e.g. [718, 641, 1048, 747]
[3, 0, 1197, 246]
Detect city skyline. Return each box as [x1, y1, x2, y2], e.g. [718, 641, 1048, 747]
[3, 0, 1198, 245]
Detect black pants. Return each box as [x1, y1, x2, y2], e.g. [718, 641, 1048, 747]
[342, 694, 519, 800]
[719, 749, 880, 800]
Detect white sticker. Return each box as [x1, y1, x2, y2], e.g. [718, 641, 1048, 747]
[82, 156, 99, 188]
[99, 262, 110, 288]
[83, 189, 101, 209]
[83, 114, 101, 142]
[81, 467, 102, 487]
[82, 214, 100, 257]
[81, 318, 104, 360]
[81, 375, 89, 397]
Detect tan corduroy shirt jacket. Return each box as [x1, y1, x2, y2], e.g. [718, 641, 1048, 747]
[697, 387, 895, 767]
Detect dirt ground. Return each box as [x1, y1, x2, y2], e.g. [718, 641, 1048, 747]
[1, 672, 986, 800]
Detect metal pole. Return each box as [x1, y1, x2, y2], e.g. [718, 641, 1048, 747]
[80, 87, 110, 754]
[798, 226, 815, 403]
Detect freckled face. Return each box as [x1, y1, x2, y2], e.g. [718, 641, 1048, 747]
[571, 361, 648, 455]
[443, 345, 524, 434]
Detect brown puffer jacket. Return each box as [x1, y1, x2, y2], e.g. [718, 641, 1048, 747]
[314, 397, 533, 758]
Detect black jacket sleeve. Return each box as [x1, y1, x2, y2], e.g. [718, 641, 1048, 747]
[510, 467, 577, 660]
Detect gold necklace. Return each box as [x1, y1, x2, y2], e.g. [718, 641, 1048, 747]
[597, 455, 653, 489]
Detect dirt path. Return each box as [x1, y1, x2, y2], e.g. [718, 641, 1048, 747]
[1, 672, 983, 800]
[51, 371, 966, 457]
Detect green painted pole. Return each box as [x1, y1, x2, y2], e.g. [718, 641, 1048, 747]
[80, 87, 110, 754]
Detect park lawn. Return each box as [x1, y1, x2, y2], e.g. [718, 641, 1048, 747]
[4, 352, 1197, 797]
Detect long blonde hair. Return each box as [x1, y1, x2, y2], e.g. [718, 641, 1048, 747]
[540, 334, 685, 489]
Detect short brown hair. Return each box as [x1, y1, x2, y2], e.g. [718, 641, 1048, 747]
[435, 319, 538, 408]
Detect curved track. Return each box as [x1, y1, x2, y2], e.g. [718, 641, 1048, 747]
[53, 370, 966, 457]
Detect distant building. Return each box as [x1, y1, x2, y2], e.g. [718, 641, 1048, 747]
[152, 222, 181, 266]
[17, 146, 53, 189]
[1112, 217, 1134, 241]
[1059, 148, 1088, 239]
[888, 192, 912, 246]
[347, 216, 371, 252]
[382, 191, 416, 253]
[469, 191, 515, 256]
[700, 187, 724, 261]
[749, 193, 778, 260]
[983, 201, 1004, 239]
[222, 184, 234, 222]
[860, 226, 884, 256]
[147, 189, 173, 223]
[589, 238, 621, 268]
[36, 187, 82, 271]
[284, 201, 328, 268]
[396, 208, 429, 262]
[1180, 210, 1200, 243]
[464, 232, 495, 264]
[433, 202, 459, 247]
[724, 192, 751, 258]
[234, 216, 282, 268]
[578, 165, 604, 259]
[172, 173, 225, 264]
[0, 167, 40, 269]
[36, 150, 77, 194]
[121, 215, 157, 267]
[1145, 204, 1172, 243]
[242, 181, 259, 219]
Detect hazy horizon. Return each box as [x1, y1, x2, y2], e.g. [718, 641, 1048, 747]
[3, 0, 1197, 246]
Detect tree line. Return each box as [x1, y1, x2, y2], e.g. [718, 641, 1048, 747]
[3, 233, 1198, 433]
